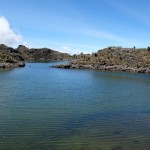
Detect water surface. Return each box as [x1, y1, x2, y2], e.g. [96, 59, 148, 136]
[0, 62, 150, 150]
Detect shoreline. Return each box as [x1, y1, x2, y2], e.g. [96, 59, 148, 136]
[52, 63, 150, 73]
[0, 62, 25, 69]
[53, 47, 150, 73]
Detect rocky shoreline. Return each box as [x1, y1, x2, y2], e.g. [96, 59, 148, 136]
[0, 44, 71, 70]
[0, 44, 25, 69]
[53, 47, 150, 73]
[0, 62, 25, 69]
[53, 62, 150, 73]
[1, 44, 150, 73]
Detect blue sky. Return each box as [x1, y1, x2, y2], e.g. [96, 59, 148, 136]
[0, 0, 150, 54]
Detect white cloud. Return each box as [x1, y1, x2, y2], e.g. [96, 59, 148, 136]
[60, 46, 77, 55]
[0, 16, 23, 46]
[60, 46, 91, 55]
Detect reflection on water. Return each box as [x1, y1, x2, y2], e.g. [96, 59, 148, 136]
[0, 62, 150, 150]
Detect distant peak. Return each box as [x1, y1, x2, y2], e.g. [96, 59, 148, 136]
[0, 44, 8, 49]
[17, 45, 28, 49]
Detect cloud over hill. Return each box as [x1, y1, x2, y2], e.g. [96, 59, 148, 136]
[0, 16, 22, 46]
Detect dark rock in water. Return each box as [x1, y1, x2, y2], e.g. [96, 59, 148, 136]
[17, 62, 25, 67]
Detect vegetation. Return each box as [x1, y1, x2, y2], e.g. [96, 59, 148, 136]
[17, 45, 71, 60]
[147, 47, 150, 52]
[54, 47, 150, 73]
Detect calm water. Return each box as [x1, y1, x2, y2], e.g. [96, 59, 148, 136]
[0, 62, 150, 150]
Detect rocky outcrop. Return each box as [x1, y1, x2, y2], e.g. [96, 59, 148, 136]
[0, 62, 25, 69]
[16, 45, 71, 60]
[0, 44, 25, 69]
[53, 47, 150, 73]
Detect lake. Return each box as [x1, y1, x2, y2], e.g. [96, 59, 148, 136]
[0, 62, 150, 150]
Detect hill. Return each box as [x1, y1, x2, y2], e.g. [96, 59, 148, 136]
[54, 47, 150, 73]
[16, 45, 71, 60]
[0, 44, 71, 69]
[0, 44, 25, 69]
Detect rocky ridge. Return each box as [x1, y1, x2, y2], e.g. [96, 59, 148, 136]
[53, 47, 150, 73]
[16, 45, 71, 60]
